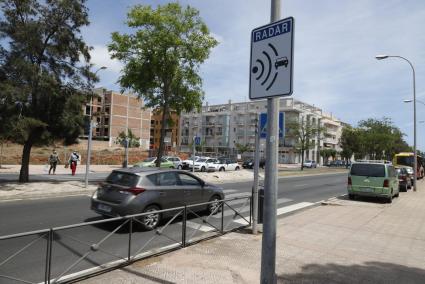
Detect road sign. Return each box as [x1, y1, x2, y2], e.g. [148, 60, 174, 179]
[260, 112, 284, 138]
[194, 136, 201, 146]
[249, 17, 294, 100]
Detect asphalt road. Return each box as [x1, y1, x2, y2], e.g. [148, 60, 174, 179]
[0, 173, 347, 283]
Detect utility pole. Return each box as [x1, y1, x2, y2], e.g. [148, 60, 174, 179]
[260, 0, 280, 283]
[85, 66, 107, 188]
[123, 94, 130, 168]
[252, 115, 260, 234]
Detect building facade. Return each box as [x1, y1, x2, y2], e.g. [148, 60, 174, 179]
[83, 88, 151, 149]
[150, 110, 180, 153]
[179, 98, 344, 164]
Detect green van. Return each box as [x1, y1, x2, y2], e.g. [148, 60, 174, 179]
[348, 161, 399, 203]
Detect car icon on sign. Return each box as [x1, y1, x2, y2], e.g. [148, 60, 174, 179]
[275, 57, 289, 69]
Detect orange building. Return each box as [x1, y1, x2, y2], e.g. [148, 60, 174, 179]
[150, 109, 180, 153]
[83, 88, 151, 149]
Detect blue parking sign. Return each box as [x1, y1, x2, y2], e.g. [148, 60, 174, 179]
[194, 136, 201, 145]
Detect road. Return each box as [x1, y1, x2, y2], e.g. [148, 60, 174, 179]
[0, 173, 347, 283]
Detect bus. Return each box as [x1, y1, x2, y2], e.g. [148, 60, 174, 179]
[393, 152, 424, 179]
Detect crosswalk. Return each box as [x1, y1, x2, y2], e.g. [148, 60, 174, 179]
[185, 189, 316, 232]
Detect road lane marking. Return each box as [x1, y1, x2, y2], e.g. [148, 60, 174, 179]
[185, 221, 216, 232]
[294, 183, 310, 187]
[222, 189, 238, 194]
[276, 202, 314, 215]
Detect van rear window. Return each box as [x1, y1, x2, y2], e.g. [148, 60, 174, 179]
[350, 164, 385, 177]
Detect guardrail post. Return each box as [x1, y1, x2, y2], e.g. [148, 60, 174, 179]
[45, 229, 53, 284]
[220, 202, 224, 234]
[128, 217, 133, 262]
[182, 206, 187, 247]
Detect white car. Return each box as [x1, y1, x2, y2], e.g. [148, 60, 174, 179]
[213, 158, 241, 172]
[181, 156, 201, 170]
[163, 156, 183, 169]
[303, 160, 317, 168]
[188, 158, 217, 172]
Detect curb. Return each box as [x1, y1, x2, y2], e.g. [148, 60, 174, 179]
[1, 191, 93, 202]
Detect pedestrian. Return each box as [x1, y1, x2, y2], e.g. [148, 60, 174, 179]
[48, 150, 60, 175]
[69, 151, 80, 176]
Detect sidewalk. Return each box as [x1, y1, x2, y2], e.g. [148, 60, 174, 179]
[79, 180, 425, 284]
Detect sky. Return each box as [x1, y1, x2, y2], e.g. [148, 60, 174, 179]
[83, 0, 425, 151]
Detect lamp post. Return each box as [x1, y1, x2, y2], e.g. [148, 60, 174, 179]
[376, 55, 417, 191]
[85, 66, 107, 188]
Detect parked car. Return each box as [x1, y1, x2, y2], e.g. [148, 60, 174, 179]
[396, 167, 412, 192]
[181, 156, 201, 170]
[163, 156, 183, 169]
[188, 157, 217, 172]
[347, 161, 399, 203]
[303, 160, 317, 168]
[404, 166, 415, 184]
[91, 168, 225, 230]
[212, 158, 240, 172]
[133, 157, 174, 168]
[242, 158, 265, 169]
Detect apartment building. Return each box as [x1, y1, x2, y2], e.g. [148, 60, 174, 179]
[179, 98, 344, 164]
[150, 110, 180, 152]
[83, 88, 151, 149]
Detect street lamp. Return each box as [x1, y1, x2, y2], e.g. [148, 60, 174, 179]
[376, 54, 417, 191]
[85, 66, 107, 188]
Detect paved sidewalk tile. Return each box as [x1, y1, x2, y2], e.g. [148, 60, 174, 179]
[79, 180, 425, 284]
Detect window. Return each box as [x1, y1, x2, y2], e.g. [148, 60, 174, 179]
[106, 172, 138, 186]
[85, 106, 91, 115]
[97, 107, 101, 113]
[178, 173, 201, 186]
[157, 172, 178, 186]
[350, 164, 385, 177]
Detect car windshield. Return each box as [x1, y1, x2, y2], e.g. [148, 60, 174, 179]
[305, 160, 311, 163]
[350, 164, 385, 177]
[143, 157, 156, 162]
[197, 158, 207, 163]
[106, 172, 139, 186]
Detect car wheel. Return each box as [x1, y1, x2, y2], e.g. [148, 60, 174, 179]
[386, 194, 393, 203]
[348, 194, 355, 200]
[138, 205, 161, 230]
[235, 166, 240, 171]
[219, 167, 225, 172]
[207, 195, 222, 215]
[177, 165, 182, 170]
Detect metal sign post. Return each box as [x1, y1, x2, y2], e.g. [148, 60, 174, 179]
[247, 1, 294, 283]
[252, 116, 261, 235]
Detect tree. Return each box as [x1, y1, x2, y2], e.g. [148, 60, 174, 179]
[358, 118, 410, 160]
[115, 129, 140, 148]
[0, 0, 93, 182]
[109, 3, 218, 167]
[287, 118, 325, 170]
[235, 143, 251, 155]
[340, 126, 358, 163]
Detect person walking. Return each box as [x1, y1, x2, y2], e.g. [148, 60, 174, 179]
[48, 150, 60, 175]
[69, 151, 80, 176]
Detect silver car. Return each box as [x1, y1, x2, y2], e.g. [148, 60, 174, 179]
[91, 168, 225, 230]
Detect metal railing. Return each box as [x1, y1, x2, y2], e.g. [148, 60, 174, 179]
[0, 195, 251, 284]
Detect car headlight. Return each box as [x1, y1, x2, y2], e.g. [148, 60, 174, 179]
[249, 162, 253, 165]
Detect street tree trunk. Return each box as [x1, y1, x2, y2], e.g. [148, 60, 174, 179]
[19, 137, 34, 183]
[301, 147, 305, 171]
[155, 103, 169, 167]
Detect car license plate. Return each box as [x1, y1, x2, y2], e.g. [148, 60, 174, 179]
[360, 187, 373, 192]
[98, 204, 111, 212]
